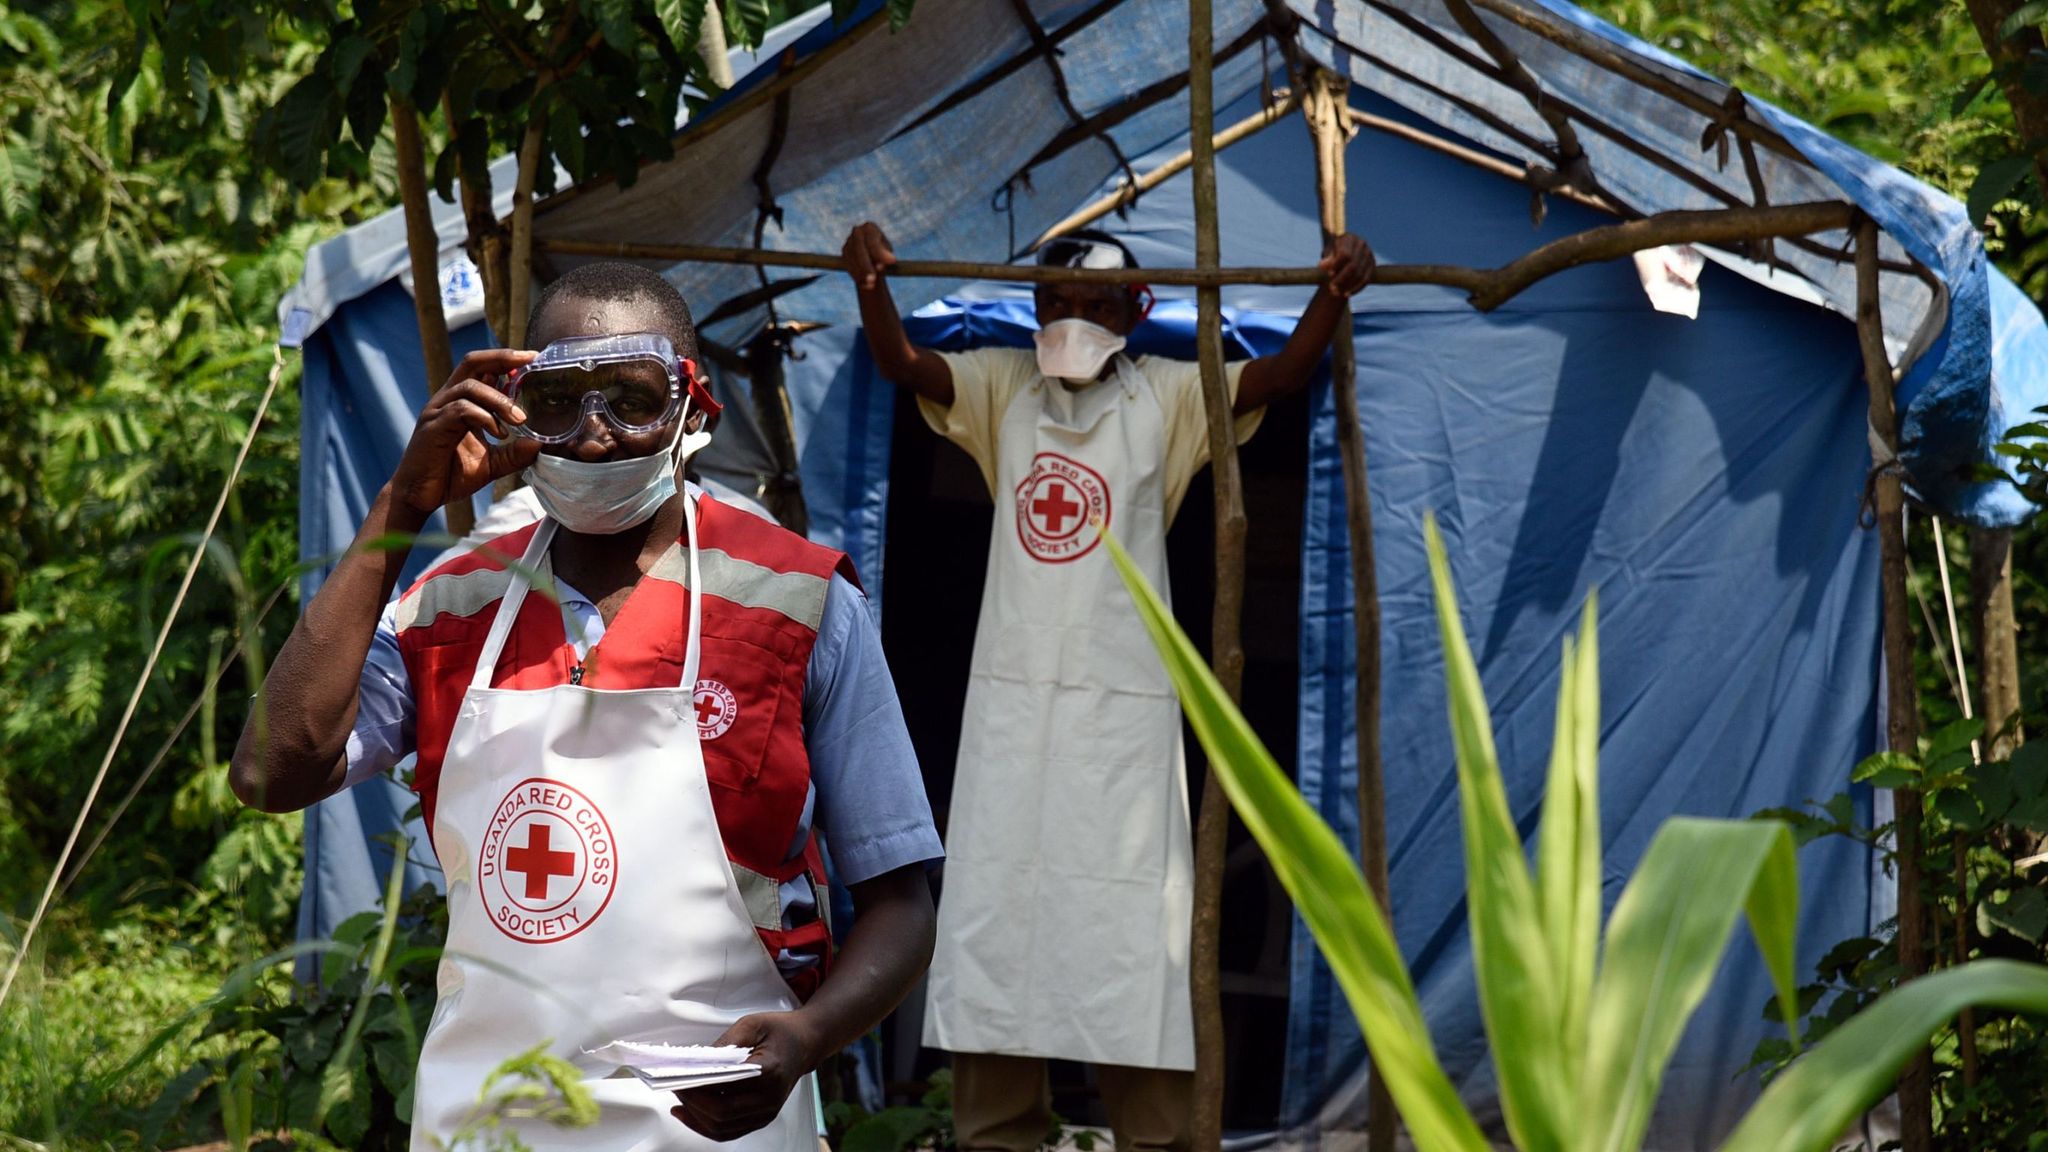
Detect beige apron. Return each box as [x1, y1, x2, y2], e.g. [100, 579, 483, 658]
[924, 357, 1196, 1071]
[412, 502, 816, 1150]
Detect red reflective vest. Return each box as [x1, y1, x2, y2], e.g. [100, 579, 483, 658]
[392, 496, 856, 998]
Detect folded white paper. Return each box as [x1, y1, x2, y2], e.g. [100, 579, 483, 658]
[585, 1041, 765, 1092]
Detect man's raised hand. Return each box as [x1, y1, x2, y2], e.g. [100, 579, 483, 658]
[388, 348, 542, 520]
[1320, 232, 1377, 297]
[843, 222, 898, 291]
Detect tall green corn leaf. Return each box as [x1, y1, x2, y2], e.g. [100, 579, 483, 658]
[1423, 518, 1571, 1152]
[1534, 601, 1602, 1083]
[1720, 960, 2048, 1152]
[1099, 525, 1489, 1152]
[1580, 819, 1800, 1152]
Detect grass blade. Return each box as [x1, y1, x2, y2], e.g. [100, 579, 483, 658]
[1099, 523, 1489, 1152]
[1581, 818, 1798, 1152]
[1719, 961, 2048, 1152]
[1423, 518, 1571, 1152]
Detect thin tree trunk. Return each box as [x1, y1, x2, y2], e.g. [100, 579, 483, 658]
[507, 115, 548, 349]
[1303, 67, 1396, 1152]
[1856, 214, 1929, 1152]
[450, 99, 511, 345]
[392, 95, 474, 538]
[1962, 0, 2048, 203]
[1187, 1, 1241, 1149]
[1971, 527, 2024, 759]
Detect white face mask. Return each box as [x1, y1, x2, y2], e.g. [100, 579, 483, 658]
[1033, 318, 1127, 385]
[524, 409, 714, 535]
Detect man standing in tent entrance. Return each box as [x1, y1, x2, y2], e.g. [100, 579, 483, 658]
[231, 262, 942, 1151]
[843, 223, 1374, 1151]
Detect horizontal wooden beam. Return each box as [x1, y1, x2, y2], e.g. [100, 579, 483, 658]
[533, 238, 1328, 285]
[1379, 200, 1855, 309]
[535, 200, 1855, 307]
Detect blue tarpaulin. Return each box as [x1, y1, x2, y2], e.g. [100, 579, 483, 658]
[283, 1, 2046, 1147]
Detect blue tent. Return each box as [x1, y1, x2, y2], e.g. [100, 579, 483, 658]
[282, 1, 2048, 1147]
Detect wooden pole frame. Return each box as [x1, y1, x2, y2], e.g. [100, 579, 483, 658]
[534, 200, 1856, 305]
[1855, 213, 1932, 1152]
[1187, 1, 1240, 1150]
[1302, 67, 1398, 1152]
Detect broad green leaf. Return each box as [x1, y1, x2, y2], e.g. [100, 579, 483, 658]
[1851, 750, 1919, 789]
[1424, 517, 1571, 1152]
[2000, 1, 2048, 41]
[1720, 961, 2048, 1152]
[1969, 155, 2032, 224]
[1581, 819, 1799, 1152]
[1535, 595, 1602, 1082]
[1979, 885, 2048, 943]
[1922, 716, 1985, 763]
[1100, 525, 1488, 1152]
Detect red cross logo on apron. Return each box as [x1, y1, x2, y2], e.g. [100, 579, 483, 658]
[1014, 452, 1112, 564]
[479, 779, 618, 943]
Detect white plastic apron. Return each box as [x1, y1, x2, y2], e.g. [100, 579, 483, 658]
[412, 502, 815, 1151]
[924, 357, 1195, 1071]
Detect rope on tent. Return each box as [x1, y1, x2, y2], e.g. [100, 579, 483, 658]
[1011, 21, 1268, 186]
[1005, 0, 1140, 196]
[888, 0, 1126, 143]
[749, 74, 795, 329]
[0, 344, 286, 1013]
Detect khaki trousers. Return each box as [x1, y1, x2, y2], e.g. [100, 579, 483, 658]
[951, 1051, 1193, 1152]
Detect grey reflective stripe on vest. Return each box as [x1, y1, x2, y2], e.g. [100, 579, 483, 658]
[393, 564, 524, 633]
[645, 545, 831, 631]
[730, 862, 784, 931]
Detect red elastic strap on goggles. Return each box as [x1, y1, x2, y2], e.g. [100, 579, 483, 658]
[681, 358, 722, 417]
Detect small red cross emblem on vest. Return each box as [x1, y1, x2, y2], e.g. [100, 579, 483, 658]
[480, 779, 617, 944]
[504, 823, 577, 901]
[693, 679, 738, 740]
[1015, 452, 1111, 564]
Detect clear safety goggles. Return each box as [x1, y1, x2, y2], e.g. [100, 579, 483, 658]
[503, 332, 718, 445]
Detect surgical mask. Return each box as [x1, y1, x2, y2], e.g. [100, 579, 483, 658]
[523, 407, 713, 535]
[1034, 318, 1126, 384]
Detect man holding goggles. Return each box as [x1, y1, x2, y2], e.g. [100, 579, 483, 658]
[843, 221, 1373, 1152]
[232, 262, 940, 1152]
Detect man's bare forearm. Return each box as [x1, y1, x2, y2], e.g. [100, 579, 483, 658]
[793, 865, 936, 1062]
[855, 282, 955, 406]
[230, 484, 429, 813]
[1237, 285, 1349, 414]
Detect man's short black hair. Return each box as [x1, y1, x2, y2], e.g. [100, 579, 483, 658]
[528, 261, 702, 362]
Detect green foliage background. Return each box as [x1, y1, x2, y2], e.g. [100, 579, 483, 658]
[0, 0, 2044, 1146]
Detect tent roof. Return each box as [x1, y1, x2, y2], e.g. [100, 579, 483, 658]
[518, 0, 2047, 527]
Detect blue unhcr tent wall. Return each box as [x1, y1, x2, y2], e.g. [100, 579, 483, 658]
[282, 0, 2048, 1148]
